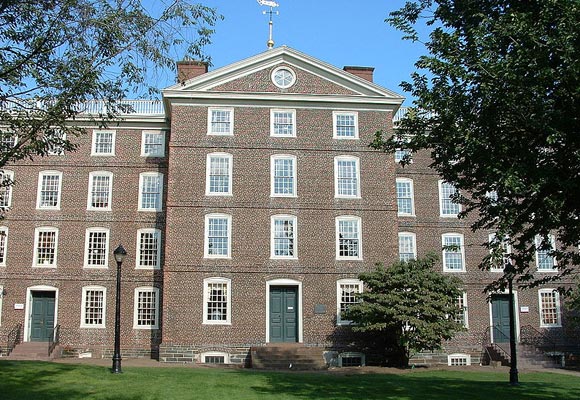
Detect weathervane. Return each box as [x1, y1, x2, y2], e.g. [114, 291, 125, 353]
[257, 0, 279, 49]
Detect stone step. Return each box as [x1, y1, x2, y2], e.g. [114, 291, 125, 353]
[7, 342, 60, 360]
[251, 345, 327, 371]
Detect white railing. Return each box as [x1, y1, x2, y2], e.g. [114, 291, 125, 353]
[393, 106, 437, 123]
[1, 99, 164, 116]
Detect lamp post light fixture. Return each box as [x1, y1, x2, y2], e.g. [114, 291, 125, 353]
[112, 244, 127, 374]
[505, 257, 519, 386]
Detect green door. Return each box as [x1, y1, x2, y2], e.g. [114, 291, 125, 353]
[269, 286, 298, 343]
[491, 294, 511, 343]
[30, 291, 56, 342]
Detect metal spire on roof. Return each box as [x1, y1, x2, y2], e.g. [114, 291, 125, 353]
[257, 0, 280, 49]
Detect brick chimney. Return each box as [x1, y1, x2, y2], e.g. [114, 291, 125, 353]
[177, 60, 208, 84]
[343, 66, 374, 82]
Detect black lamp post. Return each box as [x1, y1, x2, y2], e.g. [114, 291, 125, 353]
[505, 258, 519, 385]
[112, 244, 127, 374]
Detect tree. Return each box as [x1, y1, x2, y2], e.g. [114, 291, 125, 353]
[0, 0, 221, 168]
[372, 1, 580, 290]
[343, 255, 464, 367]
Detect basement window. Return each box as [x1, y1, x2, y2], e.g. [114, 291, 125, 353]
[448, 353, 471, 366]
[201, 351, 229, 364]
[338, 352, 365, 367]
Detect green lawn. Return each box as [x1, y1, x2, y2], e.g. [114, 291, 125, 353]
[0, 361, 578, 400]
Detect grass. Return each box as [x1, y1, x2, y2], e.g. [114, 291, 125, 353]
[0, 361, 579, 400]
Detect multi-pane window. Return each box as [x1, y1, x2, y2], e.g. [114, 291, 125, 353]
[205, 214, 231, 258]
[336, 216, 362, 260]
[206, 153, 232, 195]
[335, 156, 360, 198]
[395, 148, 412, 163]
[271, 215, 297, 259]
[0, 131, 17, 150]
[87, 171, 112, 210]
[208, 108, 234, 135]
[442, 233, 465, 272]
[37, 171, 62, 209]
[455, 292, 468, 328]
[141, 131, 165, 157]
[202, 352, 229, 364]
[81, 286, 106, 328]
[439, 181, 461, 217]
[398, 232, 417, 262]
[46, 130, 66, 155]
[136, 228, 161, 269]
[133, 287, 159, 329]
[33, 227, 58, 267]
[203, 278, 231, 324]
[0, 227, 7, 266]
[538, 289, 561, 327]
[489, 233, 512, 272]
[91, 130, 115, 155]
[84, 228, 109, 268]
[333, 111, 358, 139]
[271, 155, 296, 197]
[271, 109, 296, 137]
[139, 172, 163, 211]
[536, 235, 557, 271]
[396, 178, 415, 216]
[0, 170, 14, 209]
[448, 354, 471, 366]
[337, 279, 362, 325]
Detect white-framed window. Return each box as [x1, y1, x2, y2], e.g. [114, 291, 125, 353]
[396, 178, 415, 216]
[271, 155, 296, 197]
[91, 130, 115, 156]
[334, 156, 360, 198]
[455, 292, 469, 328]
[84, 228, 109, 268]
[207, 107, 234, 135]
[80, 286, 106, 328]
[203, 277, 231, 325]
[336, 216, 362, 260]
[0, 131, 17, 149]
[141, 130, 166, 157]
[201, 351, 230, 364]
[136, 228, 161, 269]
[337, 279, 362, 325]
[271, 109, 296, 137]
[271, 215, 297, 259]
[87, 171, 112, 211]
[0, 284, 3, 325]
[0, 226, 7, 267]
[439, 181, 461, 217]
[0, 170, 14, 209]
[46, 129, 66, 155]
[333, 111, 358, 139]
[206, 153, 233, 196]
[448, 353, 471, 366]
[442, 233, 465, 272]
[538, 289, 561, 327]
[133, 287, 159, 329]
[394, 148, 412, 163]
[204, 214, 232, 258]
[33, 227, 58, 267]
[138, 172, 163, 211]
[488, 233, 512, 272]
[271, 66, 296, 89]
[398, 232, 417, 262]
[37, 171, 62, 210]
[536, 234, 557, 271]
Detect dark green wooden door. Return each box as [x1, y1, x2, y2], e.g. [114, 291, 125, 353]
[30, 291, 55, 342]
[491, 294, 511, 343]
[269, 286, 298, 343]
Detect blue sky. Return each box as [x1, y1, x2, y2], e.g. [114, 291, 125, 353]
[158, 0, 430, 105]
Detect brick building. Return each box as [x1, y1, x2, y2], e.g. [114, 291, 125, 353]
[0, 46, 574, 366]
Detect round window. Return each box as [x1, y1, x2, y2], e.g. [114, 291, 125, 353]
[272, 67, 296, 89]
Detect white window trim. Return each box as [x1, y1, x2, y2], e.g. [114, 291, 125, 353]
[396, 178, 415, 216]
[0, 284, 3, 326]
[448, 353, 471, 366]
[0, 170, 14, 209]
[205, 153, 233, 196]
[46, 130, 66, 156]
[204, 213, 232, 259]
[438, 180, 461, 217]
[442, 233, 466, 272]
[270, 109, 297, 137]
[32, 227, 59, 268]
[270, 154, 297, 198]
[538, 289, 562, 327]
[535, 234, 557, 272]
[140, 130, 166, 157]
[457, 291, 469, 329]
[91, 130, 116, 156]
[0, 226, 7, 267]
[336, 279, 363, 325]
[133, 287, 160, 329]
[334, 156, 361, 199]
[270, 214, 298, 259]
[138, 172, 164, 212]
[488, 233, 512, 272]
[83, 227, 110, 269]
[332, 111, 359, 139]
[207, 107, 234, 136]
[135, 228, 161, 270]
[398, 232, 417, 262]
[36, 170, 63, 210]
[80, 286, 107, 329]
[335, 215, 362, 260]
[201, 351, 230, 364]
[203, 277, 232, 325]
[271, 66, 297, 89]
[87, 171, 113, 211]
